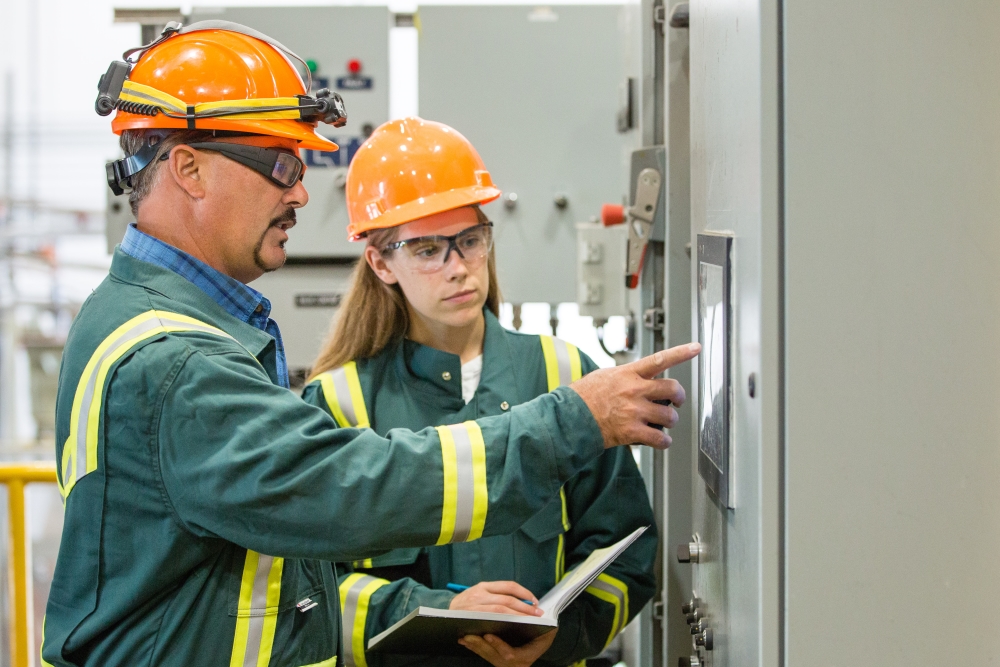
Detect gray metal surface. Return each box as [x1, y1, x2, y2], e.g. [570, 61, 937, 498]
[188, 5, 390, 259]
[685, 0, 782, 664]
[418, 5, 634, 304]
[661, 21, 694, 667]
[782, 1, 1000, 664]
[247, 264, 354, 377]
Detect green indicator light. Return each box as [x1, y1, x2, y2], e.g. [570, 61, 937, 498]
[306, 59, 318, 74]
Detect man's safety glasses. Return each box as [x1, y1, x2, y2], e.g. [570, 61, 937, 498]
[382, 223, 494, 273]
[175, 142, 305, 188]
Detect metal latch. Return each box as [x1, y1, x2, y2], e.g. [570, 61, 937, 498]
[643, 307, 665, 330]
[652, 600, 665, 621]
[625, 167, 662, 288]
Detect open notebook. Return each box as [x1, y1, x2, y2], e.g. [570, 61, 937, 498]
[367, 526, 648, 656]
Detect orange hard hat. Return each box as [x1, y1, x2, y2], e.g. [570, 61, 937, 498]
[345, 118, 502, 240]
[108, 26, 338, 151]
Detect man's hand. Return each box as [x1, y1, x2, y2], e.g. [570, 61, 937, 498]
[449, 581, 542, 617]
[570, 342, 701, 449]
[459, 630, 557, 667]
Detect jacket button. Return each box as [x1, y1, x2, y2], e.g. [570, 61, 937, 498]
[442, 371, 452, 381]
[500, 401, 510, 411]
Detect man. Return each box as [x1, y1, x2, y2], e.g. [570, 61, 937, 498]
[43, 23, 699, 667]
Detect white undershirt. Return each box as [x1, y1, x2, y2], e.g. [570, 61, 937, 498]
[461, 355, 483, 404]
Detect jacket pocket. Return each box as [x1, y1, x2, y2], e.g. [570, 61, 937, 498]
[519, 493, 568, 543]
[227, 550, 327, 617]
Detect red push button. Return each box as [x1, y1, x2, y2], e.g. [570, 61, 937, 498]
[601, 203, 625, 227]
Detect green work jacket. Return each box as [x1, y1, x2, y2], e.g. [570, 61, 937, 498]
[301, 311, 657, 667]
[43, 251, 606, 667]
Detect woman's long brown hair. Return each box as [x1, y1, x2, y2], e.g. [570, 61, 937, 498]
[310, 206, 501, 376]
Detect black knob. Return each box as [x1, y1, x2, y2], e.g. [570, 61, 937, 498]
[690, 619, 705, 635]
[685, 608, 703, 624]
[681, 599, 694, 614]
[695, 627, 714, 651]
[678, 657, 701, 667]
[677, 543, 692, 563]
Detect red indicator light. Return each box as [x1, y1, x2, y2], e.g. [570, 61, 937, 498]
[348, 59, 363, 74]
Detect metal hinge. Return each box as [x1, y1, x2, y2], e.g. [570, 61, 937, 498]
[643, 307, 665, 331]
[652, 600, 665, 621]
[653, 4, 666, 25]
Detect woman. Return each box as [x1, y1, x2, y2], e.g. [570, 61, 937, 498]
[302, 118, 656, 667]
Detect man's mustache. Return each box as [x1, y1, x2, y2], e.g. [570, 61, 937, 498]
[269, 209, 297, 229]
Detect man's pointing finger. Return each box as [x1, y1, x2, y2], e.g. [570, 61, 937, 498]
[628, 342, 701, 380]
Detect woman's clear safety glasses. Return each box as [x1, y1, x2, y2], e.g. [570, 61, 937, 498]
[382, 223, 494, 273]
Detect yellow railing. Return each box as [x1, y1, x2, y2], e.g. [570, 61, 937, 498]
[0, 463, 58, 667]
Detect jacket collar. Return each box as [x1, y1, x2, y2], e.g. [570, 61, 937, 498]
[395, 309, 515, 403]
[109, 248, 274, 358]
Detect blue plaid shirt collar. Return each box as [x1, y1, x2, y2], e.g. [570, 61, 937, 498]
[120, 224, 289, 387]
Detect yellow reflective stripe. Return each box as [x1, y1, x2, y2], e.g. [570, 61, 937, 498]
[555, 533, 565, 582]
[61, 310, 234, 498]
[560, 487, 570, 531]
[437, 425, 458, 545]
[256, 558, 285, 667]
[39, 615, 54, 667]
[339, 573, 390, 667]
[230, 551, 285, 667]
[120, 81, 304, 121]
[568, 344, 582, 382]
[314, 362, 369, 429]
[554, 486, 571, 582]
[540, 336, 561, 392]
[540, 335, 583, 392]
[297, 657, 338, 667]
[585, 573, 630, 648]
[120, 80, 186, 113]
[344, 363, 370, 428]
[435, 422, 488, 545]
[196, 96, 302, 120]
[352, 558, 374, 569]
[467, 423, 489, 541]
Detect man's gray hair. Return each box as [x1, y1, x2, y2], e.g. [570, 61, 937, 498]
[119, 129, 216, 216]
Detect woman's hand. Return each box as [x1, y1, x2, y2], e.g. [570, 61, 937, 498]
[459, 631, 557, 667]
[448, 581, 542, 616]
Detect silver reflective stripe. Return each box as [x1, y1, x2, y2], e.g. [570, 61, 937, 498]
[73, 316, 161, 481]
[71, 315, 226, 482]
[589, 577, 627, 635]
[122, 84, 185, 112]
[553, 338, 573, 387]
[342, 575, 379, 667]
[446, 424, 476, 542]
[243, 554, 274, 667]
[331, 366, 359, 427]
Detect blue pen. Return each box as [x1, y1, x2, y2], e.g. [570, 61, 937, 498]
[446, 583, 535, 606]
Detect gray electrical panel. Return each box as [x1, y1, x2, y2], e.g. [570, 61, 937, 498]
[418, 4, 635, 305]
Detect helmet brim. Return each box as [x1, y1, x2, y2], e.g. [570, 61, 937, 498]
[112, 114, 339, 152]
[347, 185, 502, 241]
